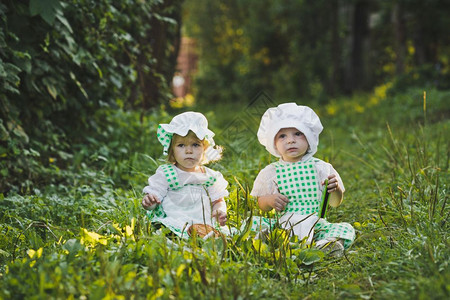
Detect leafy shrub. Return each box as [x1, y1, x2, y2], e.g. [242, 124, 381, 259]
[0, 0, 182, 194]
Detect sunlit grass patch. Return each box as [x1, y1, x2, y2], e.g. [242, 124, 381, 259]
[0, 87, 448, 298]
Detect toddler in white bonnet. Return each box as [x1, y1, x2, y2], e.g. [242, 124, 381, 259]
[251, 103, 355, 256]
[142, 112, 228, 238]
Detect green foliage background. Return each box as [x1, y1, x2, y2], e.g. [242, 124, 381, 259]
[0, 0, 182, 194]
[184, 0, 450, 104]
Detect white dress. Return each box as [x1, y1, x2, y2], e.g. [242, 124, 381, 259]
[143, 164, 229, 237]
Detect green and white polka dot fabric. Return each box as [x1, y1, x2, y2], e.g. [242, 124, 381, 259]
[160, 164, 216, 190]
[160, 164, 181, 190]
[157, 125, 173, 155]
[271, 158, 355, 248]
[147, 204, 167, 219]
[273, 158, 321, 214]
[146, 164, 218, 238]
[314, 219, 355, 248]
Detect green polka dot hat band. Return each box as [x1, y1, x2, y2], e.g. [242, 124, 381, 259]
[157, 112, 220, 161]
[157, 126, 174, 155]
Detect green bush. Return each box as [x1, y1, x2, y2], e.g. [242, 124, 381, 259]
[0, 0, 182, 194]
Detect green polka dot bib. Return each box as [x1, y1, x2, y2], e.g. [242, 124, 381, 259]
[160, 164, 216, 190]
[273, 158, 321, 214]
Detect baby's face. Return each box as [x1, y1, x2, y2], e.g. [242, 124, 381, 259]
[274, 127, 309, 162]
[172, 135, 205, 172]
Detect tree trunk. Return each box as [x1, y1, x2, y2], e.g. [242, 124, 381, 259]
[393, 2, 406, 75]
[329, 0, 341, 96]
[350, 0, 369, 91]
[139, 0, 183, 112]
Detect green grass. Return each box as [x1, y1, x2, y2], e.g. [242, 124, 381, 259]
[0, 87, 448, 299]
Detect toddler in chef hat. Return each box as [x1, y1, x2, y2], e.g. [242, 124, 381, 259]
[250, 103, 355, 256]
[142, 112, 229, 238]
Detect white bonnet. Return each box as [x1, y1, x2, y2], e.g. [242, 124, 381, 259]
[157, 112, 221, 162]
[257, 103, 323, 160]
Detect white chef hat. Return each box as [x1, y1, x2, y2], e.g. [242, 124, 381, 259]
[257, 103, 323, 160]
[157, 112, 221, 162]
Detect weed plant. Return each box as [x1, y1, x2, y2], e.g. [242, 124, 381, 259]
[0, 88, 448, 299]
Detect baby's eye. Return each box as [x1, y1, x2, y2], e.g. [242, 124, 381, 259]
[177, 143, 185, 147]
[295, 131, 304, 136]
[193, 143, 201, 147]
[278, 134, 286, 139]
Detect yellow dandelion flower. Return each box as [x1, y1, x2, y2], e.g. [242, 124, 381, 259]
[355, 104, 365, 113]
[326, 104, 337, 116]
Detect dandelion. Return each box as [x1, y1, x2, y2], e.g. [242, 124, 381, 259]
[354, 104, 365, 113]
[326, 103, 338, 116]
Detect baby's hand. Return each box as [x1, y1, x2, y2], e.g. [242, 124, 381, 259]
[270, 193, 290, 212]
[142, 194, 161, 209]
[257, 193, 289, 212]
[212, 210, 227, 226]
[324, 174, 340, 193]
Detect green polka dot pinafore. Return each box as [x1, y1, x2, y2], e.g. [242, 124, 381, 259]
[250, 158, 355, 248]
[274, 158, 355, 248]
[146, 164, 217, 238]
